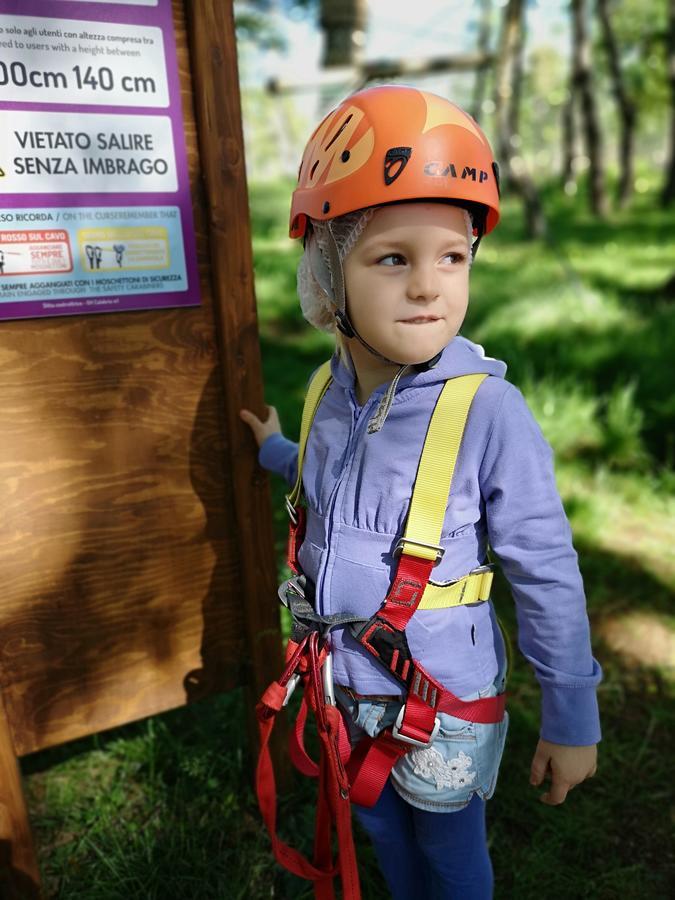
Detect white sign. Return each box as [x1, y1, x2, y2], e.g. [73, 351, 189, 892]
[0, 14, 168, 107]
[55, 2, 158, 6]
[0, 110, 177, 193]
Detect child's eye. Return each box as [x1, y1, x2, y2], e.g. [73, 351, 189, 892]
[377, 253, 406, 266]
[376, 252, 466, 266]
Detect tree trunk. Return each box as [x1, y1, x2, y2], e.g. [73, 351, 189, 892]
[318, 0, 367, 110]
[320, 0, 367, 67]
[661, 0, 675, 205]
[561, 91, 576, 185]
[571, 0, 608, 216]
[493, 0, 546, 238]
[470, 0, 493, 122]
[596, 0, 637, 206]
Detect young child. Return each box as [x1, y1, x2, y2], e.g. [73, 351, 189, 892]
[241, 85, 601, 899]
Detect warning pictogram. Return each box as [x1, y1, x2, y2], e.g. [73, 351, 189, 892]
[0, 230, 73, 276]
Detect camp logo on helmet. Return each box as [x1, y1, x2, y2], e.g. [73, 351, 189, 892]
[424, 161, 491, 183]
[384, 146, 412, 186]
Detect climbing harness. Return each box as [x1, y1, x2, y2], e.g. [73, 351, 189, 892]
[255, 361, 508, 899]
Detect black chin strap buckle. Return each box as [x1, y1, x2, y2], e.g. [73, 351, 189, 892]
[414, 350, 442, 372]
[334, 309, 355, 338]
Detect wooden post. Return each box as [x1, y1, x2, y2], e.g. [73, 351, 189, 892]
[0, 694, 40, 899]
[185, 0, 287, 767]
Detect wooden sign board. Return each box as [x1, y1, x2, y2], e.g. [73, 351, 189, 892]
[0, 1, 282, 895]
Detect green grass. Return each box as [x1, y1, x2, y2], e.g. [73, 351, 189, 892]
[20, 174, 675, 898]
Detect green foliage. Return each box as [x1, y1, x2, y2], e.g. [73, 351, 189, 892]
[519, 375, 604, 460]
[593, 0, 669, 113]
[601, 380, 648, 469]
[234, 2, 286, 52]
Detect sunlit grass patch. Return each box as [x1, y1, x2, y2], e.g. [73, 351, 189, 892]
[558, 463, 675, 594]
[597, 611, 675, 677]
[474, 283, 633, 343]
[520, 376, 603, 459]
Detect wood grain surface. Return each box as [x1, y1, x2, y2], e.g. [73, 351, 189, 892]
[0, 696, 40, 897]
[0, 0, 278, 764]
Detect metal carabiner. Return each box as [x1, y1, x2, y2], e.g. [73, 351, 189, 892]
[322, 647, 336, 706]
[282, 672, 301, 707]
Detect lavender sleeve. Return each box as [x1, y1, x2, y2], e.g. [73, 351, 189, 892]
[479, 385, 602, 746]
[259, 432, 299, 488]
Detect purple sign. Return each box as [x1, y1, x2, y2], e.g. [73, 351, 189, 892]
[0, 0, 200, 320]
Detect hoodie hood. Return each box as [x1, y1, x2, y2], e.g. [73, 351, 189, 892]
[330, 336, 507, 432]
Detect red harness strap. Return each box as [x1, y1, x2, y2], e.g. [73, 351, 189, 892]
[255, 633, 361, 900]
[286, 505, 306, 576]
[357, 550, 506, 742]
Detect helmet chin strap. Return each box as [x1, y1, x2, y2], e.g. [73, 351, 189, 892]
[325, 221, 442, 372]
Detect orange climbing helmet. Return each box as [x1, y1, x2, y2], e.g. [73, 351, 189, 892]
[289, 84, 501, 241]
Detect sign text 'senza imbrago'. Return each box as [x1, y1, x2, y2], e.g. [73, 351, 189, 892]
[0, 0, 199, 320]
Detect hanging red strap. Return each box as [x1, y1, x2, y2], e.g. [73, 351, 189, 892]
[255, 633, 361, 900]
[289, 692, 352, 779]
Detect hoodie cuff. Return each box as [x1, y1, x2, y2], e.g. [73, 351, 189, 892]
[540, 681, 602, 746]
[258, 433, 299, 483]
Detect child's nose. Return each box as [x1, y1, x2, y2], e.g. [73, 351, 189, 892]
[406, 265, 441, 301]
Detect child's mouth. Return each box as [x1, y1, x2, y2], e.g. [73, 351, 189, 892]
[399, 317, 442, 325]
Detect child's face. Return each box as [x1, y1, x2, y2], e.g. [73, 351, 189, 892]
[342, 202, 470, 366]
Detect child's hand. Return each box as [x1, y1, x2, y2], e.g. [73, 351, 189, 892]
[239, 404, 282, 448]
[529, 739, 597, 805]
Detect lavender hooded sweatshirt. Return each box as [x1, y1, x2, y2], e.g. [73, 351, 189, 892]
[260, 336, 602, 746]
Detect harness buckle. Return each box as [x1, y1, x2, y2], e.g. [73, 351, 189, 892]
[394, 537, 445, 565]
[392, 704, 440, 748]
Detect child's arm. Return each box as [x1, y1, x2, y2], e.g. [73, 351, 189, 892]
[240, 405, 299, 487]
[478, 384, 602, 802]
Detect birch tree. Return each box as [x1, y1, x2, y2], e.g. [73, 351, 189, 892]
[493, 0, 546, 237]
[570, 0, 608, 215]
[596, 0, 637, 206]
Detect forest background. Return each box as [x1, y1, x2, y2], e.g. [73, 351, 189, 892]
[21, 1, 674, 897]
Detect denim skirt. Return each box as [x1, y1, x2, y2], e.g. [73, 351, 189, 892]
[336, 666, 509, 814]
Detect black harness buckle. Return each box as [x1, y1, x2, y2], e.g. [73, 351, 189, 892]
[351, 615, 413, 686]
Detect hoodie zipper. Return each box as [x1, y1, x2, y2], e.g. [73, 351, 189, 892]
[314, 386, 382, 617]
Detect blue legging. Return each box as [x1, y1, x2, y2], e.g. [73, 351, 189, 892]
[353, 780, 493, 900]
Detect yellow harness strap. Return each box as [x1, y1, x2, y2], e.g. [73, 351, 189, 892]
[286, 360, 333, 511]
[399, 373, 487, 560]
[286, 363, 492, 610]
